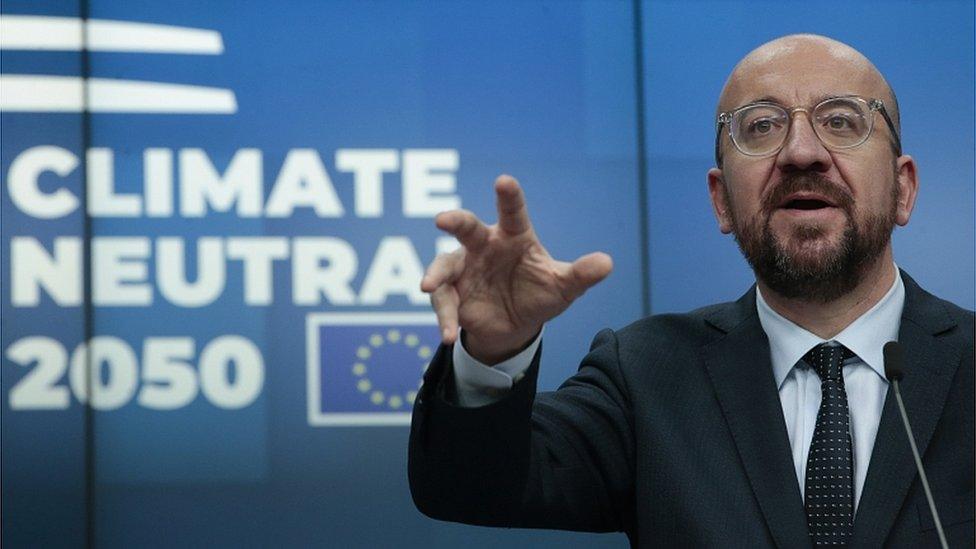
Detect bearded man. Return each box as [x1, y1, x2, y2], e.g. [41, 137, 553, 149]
[408, 34, 974, 548]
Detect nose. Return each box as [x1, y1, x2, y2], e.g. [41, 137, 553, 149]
[776, 110, 833, 173]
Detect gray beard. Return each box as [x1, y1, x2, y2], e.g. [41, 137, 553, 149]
[726, 174, 897, 303]
[734, 217, 891, 302]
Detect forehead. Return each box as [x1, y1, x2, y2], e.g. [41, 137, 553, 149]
[721, 40, 886, 110]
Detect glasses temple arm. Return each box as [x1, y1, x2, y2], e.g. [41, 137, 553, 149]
[714, 115, 728, 167]
[877, 105, 903, 156]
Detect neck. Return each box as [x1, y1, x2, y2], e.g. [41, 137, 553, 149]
[757, 248, 897, 339]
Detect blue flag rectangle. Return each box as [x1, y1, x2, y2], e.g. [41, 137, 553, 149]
[306, 312, 439, 426]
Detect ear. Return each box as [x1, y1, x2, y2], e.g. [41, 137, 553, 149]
[707, 168, 734, 234]
[894, 155, 918, 226]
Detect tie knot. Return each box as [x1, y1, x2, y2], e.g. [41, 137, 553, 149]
[803, 343, 854, 382]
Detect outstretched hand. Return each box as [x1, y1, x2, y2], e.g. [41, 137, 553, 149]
[421, 175, 613, 364]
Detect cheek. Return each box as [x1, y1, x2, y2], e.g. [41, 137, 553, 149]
[833, 158, 896, 213]
[724, 183, 762, 221]
[831, 149, 896, 200]
[724, 161, 775, 213]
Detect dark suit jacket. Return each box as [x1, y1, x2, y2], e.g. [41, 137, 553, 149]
[409, 272, 974, 547]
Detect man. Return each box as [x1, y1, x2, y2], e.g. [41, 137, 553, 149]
[408, 34, 974, 547]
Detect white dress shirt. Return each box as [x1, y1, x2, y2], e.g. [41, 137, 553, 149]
[452, 269, 905, 511]
[757, 270, 903, 510]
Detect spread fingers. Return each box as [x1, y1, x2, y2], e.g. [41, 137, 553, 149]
[421, 251, 464, 293]
[495, 175, 532, 235]
[429, 284, 460, 344]
[435, 210, 490, 252]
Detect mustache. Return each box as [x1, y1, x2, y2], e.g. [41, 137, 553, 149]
[762, 173, 854, 213]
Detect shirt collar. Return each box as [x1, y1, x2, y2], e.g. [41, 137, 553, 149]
[756, 266, 905, 388]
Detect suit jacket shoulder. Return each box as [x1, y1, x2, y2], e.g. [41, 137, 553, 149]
[409, 271, 974, 548]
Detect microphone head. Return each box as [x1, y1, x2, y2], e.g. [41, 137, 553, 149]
[883, 341, 905, 382]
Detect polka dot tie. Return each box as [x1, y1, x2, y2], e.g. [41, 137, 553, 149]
[803, 343, 856, 546]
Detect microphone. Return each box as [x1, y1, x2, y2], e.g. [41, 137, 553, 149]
[883, 341, 948, 549]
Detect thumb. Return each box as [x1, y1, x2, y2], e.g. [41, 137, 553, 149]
[565, 252, 613, 298]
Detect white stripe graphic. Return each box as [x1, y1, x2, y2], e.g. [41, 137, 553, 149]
[0, 15, 223, 54]
[0, 75, 237, 113]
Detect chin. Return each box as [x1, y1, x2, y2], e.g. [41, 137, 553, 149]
[752, 225, 862, 303]
[733, 205, 895, 303]
[779, 225, 844, 260]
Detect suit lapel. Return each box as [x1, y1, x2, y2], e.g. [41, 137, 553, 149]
[702, 289, 812, 549]
[850, 273, 961, 548]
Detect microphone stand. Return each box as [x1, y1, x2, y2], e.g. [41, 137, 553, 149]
[889, 364, 949, 549]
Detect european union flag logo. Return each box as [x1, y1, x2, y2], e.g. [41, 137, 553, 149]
[306, 312, 439, 426]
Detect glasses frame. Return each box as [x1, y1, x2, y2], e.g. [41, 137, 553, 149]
[714, 95, 902, 166]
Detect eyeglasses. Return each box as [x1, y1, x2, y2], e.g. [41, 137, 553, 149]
[714, 95, 901, 165]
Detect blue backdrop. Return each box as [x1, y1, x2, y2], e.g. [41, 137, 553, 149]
[1, 1, 972, 547]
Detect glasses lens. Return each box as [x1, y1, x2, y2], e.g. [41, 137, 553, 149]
[731, 105, 789, 155]
[813, 98, 874, 148]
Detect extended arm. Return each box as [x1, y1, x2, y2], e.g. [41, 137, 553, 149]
[408, 328, 636, 534]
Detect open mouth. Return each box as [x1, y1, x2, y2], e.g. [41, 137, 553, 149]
[783, 198, 833, 211]
[777, 192, 838, 212]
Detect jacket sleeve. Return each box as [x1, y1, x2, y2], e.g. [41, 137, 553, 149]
[408, 328, 636, 534]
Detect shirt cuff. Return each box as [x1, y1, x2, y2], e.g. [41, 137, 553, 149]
[451, 328, 543, 407]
